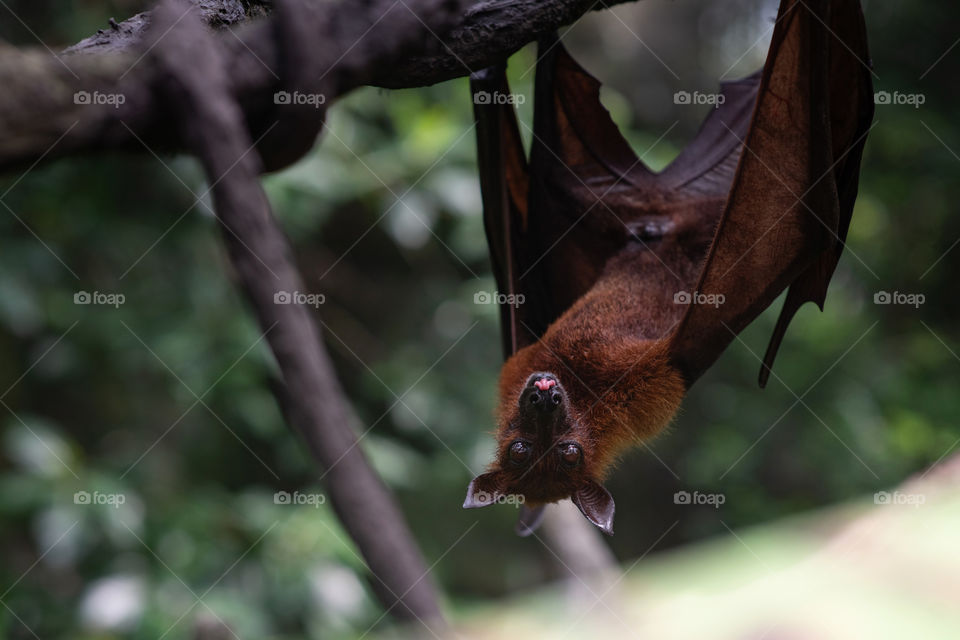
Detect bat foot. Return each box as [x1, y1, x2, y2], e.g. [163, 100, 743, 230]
[515, 504, 546, 537]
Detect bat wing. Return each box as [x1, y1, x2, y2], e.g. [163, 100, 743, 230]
[658, 73, 760, 198]
[473, 36, 665, 354]
[519, 35, 659, 345]
[475, 0, 872, 386]
[666, 0, 875, 387]
[471, 66, 529, 358]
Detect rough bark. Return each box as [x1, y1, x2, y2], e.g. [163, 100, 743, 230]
[64, 0, 623, 87]
[0, 0, 631, 173]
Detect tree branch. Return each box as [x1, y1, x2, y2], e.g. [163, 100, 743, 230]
[0, 0, 629, 173]
[62, 0, 270, 56]
[141, 0, 449, 626]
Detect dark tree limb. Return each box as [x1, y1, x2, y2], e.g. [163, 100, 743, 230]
[63, 0, 270, 56]
[0, 0, 631, 173]
[141, 0, 454, 627]
[381, 0, 622, 88]
[0, 0, 636, 623]
[64, 0, 622, 87]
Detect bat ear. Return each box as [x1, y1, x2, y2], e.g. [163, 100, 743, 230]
[463, 471, 510, 509]
[515, 504, 546, 537]
[571, 479, 615, 535]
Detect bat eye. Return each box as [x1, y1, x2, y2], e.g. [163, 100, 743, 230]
[508, 440, 532, 466]
[558, 442, 582, 467]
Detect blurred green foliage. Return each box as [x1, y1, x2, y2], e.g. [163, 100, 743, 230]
[0, 0, 958, 638]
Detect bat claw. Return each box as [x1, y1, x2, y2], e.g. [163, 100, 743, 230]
[515, 505, 546, 537]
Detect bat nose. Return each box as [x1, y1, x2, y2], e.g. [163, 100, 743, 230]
[523, 373, 564, 413]
[534, 377, 556, 391]
[528, 385, 563, 412]
[528, 373, 557, 388]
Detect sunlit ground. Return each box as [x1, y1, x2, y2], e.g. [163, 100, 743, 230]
[391, 459, 960, 639]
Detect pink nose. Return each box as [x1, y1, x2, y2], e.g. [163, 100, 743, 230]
[534, 379, 556, 391]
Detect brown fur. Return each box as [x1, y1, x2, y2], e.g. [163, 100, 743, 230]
[498, 305, 685, 477]
[488, 262, 687, 505]
[478, 183, 718, 506]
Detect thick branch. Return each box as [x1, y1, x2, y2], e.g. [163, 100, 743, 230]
[144, 0, 448, 625]
[64, 0, 620, 87]
[379, 0, 621, 88]
[62, 0, 270, 55]
[0, 0, 630, 173]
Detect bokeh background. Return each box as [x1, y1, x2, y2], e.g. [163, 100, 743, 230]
[0, 0, 958, 637]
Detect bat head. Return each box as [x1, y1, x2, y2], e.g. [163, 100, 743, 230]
[463, 372, 615, 535]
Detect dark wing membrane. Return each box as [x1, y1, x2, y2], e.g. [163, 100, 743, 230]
[757, 0, 874, 386]
[475, 41, 764, 355]
[666, 0, 874, 387]
[521, 39, 770, 347]
[518, 37, 657, 346]
[538, 33, 652, 186]
[476, 38, 664, 354]
[471, 66, 529, 359]
[658, 73, 760, 197]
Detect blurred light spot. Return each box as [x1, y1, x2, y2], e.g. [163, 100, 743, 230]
[4, 418, 73, 478]
[0, 274, 42, 335]
[387, 193, 435, 249]
[35, 506, 82, 568]
[429, 169, 481, 217]
[309, 563, 368, 621]
[80, 575, 145, 632]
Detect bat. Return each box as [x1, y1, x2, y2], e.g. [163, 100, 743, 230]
[463, 0, 874, 536]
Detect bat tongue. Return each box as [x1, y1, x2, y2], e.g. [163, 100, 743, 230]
[534, 379, 556, 391]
